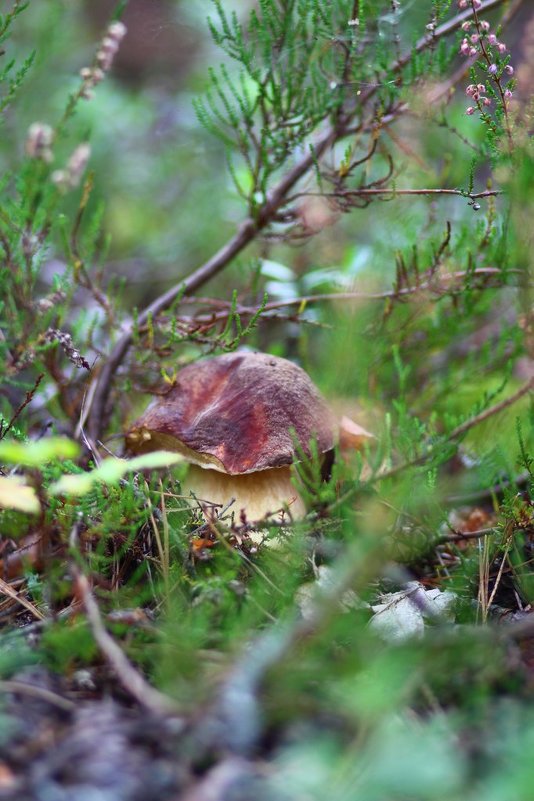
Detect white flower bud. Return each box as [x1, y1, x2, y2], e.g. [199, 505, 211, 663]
[67, 143, 91, 184]
[107, 21, 127, 41]
[25, 122, 54, 162]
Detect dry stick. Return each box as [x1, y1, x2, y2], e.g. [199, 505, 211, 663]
[290, 188, 503, 202]
[0, 576, 45, 621]
[0, 679, 75, 712]
[484, 525, 514, 621]
[445, 470, 530, 505]
[175, 265, 523, 312]
[86, 0, 512, 444]
[436, 527, 496, 545]
[179, 267, 522, 323]
[68, 546, 181, 717]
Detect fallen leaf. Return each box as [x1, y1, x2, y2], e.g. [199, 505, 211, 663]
[0, 533, 43, 579]
[369, 582, 456, 642]
[339, 415, 376, 454]
[0, 476, 40, 514]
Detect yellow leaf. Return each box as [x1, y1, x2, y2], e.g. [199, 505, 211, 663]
[0, 476, 41, 514]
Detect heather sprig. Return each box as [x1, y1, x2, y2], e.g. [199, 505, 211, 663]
[459, 0, 515, 147]
[23, 20, 127, 190]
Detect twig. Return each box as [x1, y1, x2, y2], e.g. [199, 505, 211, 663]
[384, 377, 533, 481]
[72, 565, 181, 716]
[436, 527, 496, 545]
[183, 267, 520, 323]
[0, 679, 75, 712]
[446, 378, 533, 441]
[0, 576, 45, 620]
[484, 524, 514, 620]
[445, 470, 531, 505]
[0, 373, 44, 440]
[395, 0, 517, 73]
[289, 188, 503, 202]
[332, 377, 533, 511]
[68, 526, 182, 717]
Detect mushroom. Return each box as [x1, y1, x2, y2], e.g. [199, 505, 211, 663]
[126, 352, 336, 528]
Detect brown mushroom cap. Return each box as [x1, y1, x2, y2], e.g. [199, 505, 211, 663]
[126, 352, 336, 475]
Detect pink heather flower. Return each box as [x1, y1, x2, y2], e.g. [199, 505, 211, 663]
[107, 21, 127, 41]
[461, 21, 472, 31]
[488, 34, 498, 46]
[483, 97, 491, 106]
[479, 21, 490, 32]
[504, 89, 513, 99]
[466, 84, 477, 96]
[472, 0, 482, 8]
[470, 34, 479, 44]
[100, 37, 119, 56]
[488, 64, 498, 75]
[466, 106, 475, 115]
[460, 39, 471, 55]
[80, 66, 104, 87]
[25, 122, 54, 162]
[96, 51, 113, 71]
[497, 42, 507, 54]
[505, 65, 514, 75]
[477, 84, 486, 93]
[94, 22, 127, 73]
[458, 0, 467, 8]
[52, 143, 91, 191]
[469, 47, 478, 56]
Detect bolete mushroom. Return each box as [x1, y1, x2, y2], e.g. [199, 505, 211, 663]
[126, 352, 336, 527]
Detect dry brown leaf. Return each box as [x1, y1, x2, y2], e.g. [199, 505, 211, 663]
[339, 415, 376, 455]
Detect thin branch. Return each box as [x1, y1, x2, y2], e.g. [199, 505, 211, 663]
[0, 373, 44, 440]
[435, 527, 496, 545]
[378, 377, 534, 483]
[0, 679, 75, 712]
[447, 378, 533, 441]
[290, 188, 502, 202]
[176, 268, 523, 323]
[0, 576, 45, 621]
[332, 377, 533, 513]
[68, 526, 181, 717]
[445, 470, 530, 505]
[73, 566, 182, 716]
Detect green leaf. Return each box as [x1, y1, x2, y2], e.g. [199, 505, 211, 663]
[0, 437, 80, 466]
[49, 451, 184, 496]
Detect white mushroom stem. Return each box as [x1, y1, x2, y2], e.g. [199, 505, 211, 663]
[183, 464, 306, 530]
